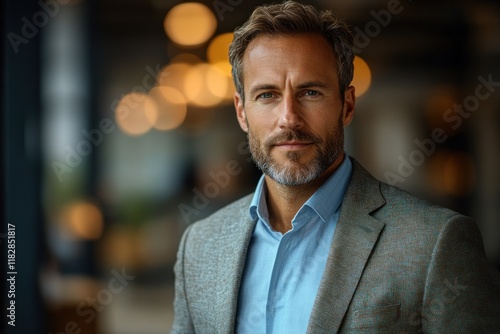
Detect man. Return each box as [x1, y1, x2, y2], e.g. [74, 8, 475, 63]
[171, 1, 500, 333]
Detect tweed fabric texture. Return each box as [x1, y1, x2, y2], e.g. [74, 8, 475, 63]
[171, 158, 500, 334]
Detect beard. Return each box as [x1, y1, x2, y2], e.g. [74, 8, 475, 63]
[247, 117, 344, 186]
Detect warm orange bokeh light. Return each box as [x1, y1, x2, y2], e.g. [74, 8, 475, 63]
[158, 62, 193, 94]
[164, 3, 217, 47]
[352, 56, 372, 97]
[149, 86, 188, 130]
[207, 33, 233, 77]
[61, 201, 104, 240]
[212, 61, 236, 101]
[184, 63, 228, 107]
[115, 92, 158, 136]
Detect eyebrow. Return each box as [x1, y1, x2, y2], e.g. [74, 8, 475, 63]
[248, 81, 330, 97]
[296, 81, 330, 89]
[248, 84, 279, 98]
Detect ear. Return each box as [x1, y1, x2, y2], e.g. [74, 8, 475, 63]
[342, 86, 356, 127]
[234, 92, 248, 133]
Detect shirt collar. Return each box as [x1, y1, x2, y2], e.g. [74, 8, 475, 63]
[249, 155, 353, 224]
[249, 175, 268, 222]
[303, 156, 352, 222]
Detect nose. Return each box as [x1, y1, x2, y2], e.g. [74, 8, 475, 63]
[277, 94, 303, 130]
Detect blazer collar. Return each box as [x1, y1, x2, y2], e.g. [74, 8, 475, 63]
[211, 158, 386, 333]
[211, 195, 256, 333]
[307, 158, 386, 333]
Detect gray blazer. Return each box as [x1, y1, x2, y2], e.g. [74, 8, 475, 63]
[171, 158, 500, 333]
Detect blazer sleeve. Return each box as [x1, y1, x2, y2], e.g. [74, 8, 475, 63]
[422, 214, 500, 332]
[171, 225, 196, 334]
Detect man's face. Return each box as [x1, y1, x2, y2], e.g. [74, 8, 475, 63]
[234, 33, 355, 186]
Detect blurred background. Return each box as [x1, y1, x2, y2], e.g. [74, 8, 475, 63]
[2, 0, 500, 333]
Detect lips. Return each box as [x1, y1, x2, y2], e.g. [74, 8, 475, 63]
[275, 140, 312, 146]
[273, 141, 314, 150]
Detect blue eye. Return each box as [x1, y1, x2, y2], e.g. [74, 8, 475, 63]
[258, 92, 274, 99]
[304, 90, 319, 96]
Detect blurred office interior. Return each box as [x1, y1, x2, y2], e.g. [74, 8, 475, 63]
[2, 0, 500, 333]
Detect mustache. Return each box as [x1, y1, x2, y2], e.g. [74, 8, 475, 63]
[265, 129, 321, 147]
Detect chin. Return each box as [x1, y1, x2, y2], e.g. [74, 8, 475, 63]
[267, 162, 322, 186]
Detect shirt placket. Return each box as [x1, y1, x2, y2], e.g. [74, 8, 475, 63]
[267, 229, 296, 332]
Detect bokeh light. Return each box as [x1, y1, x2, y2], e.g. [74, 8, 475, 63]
[164, 3, 217, 47]
[149, 86, 187, 130]
[207, 33, 233, 77]
[115, 92, 158, 136]
[352, 56, 372, 97]
[213, 61, 236, 101]
[60, 201, 104, 240]
[183, 63, 228, 107]
[158, 62, 193, 93]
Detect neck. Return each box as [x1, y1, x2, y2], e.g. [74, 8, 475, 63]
[265, 153, 345, 234]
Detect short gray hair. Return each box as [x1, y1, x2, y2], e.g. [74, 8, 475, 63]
[229, 1, 355, 103]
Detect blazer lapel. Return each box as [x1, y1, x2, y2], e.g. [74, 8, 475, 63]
[307, 159, 386, 333]
[212, 196, 256, 334]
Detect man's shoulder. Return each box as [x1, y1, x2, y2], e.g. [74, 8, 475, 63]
[187, 193, 254, 233]
[350, 157, 469, 227]
[380, 182, 460, 220]
[374, 172, 473, 238]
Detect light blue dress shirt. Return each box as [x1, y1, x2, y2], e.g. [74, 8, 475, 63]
[236, 157, 352, 334]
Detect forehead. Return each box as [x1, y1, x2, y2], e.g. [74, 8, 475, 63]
[242, 33, 339, 85]
[246, 33, 336, 57]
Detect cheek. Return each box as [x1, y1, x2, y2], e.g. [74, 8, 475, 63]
[312, 115, 343, 140]
[246, 112, 275, 133]
[308, 113, 335, 129]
